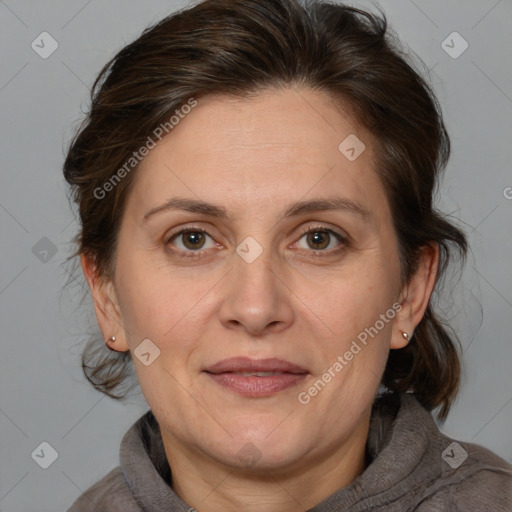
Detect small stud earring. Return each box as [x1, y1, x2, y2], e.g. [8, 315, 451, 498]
[106, 336, 117, 351]
[400, 331, 410, 342]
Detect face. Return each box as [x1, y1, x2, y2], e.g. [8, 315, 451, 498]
[95, 88, 414, 473]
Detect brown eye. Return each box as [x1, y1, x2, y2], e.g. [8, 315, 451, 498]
[306, 231, 330, 250]
[295, 227, 347, 255]
[167, 228, 217, 256]
[180, 231, 207, 250]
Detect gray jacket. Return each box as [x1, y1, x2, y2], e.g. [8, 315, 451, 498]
[67, 393, 512, 511]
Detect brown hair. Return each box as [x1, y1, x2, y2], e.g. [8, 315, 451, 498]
[63, 0, 467, 419]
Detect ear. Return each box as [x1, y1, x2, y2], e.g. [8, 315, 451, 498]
[392, 243, 439, 349]
[80, 253, 130, 352]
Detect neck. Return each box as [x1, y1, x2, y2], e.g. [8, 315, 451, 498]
[162, 413, 370, 512]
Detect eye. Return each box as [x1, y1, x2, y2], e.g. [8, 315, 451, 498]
[166, 227, 217, 257]
[294, 226, 347, 254]
[166, 224, 348, 259]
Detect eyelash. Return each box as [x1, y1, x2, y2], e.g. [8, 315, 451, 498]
[165, 225, 348, 260]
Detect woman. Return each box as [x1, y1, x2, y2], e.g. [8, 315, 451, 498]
[63, 0, 512, 510]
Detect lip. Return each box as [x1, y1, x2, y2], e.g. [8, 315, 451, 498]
[203, 357, 309, 398]
[204, 357, 308, 374]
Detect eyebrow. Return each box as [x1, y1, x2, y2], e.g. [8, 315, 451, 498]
[143, 196, 370, 222]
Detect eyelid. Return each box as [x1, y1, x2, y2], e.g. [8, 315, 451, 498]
[295, 224, 348, 243]
[165, 225, 210, 244]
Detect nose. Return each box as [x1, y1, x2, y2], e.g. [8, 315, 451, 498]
[218, 246, 295, 337]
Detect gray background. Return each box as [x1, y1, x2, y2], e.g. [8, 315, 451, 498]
[1, 0, 511, 510]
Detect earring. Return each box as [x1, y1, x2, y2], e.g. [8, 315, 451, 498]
[400, 331, 410, 342]
[106, 336, 117, 351]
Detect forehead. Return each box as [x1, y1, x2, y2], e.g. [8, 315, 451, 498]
[129, 88, 389, 222]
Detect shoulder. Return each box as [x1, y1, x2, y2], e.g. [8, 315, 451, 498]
[442, 440, 512, 511]
[384, 394, 512, 510]
[66, 466, 140, 512]
[416, 436, 512, 511]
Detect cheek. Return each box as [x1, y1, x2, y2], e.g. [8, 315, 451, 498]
[303, 274, 396, 411]
[114, 252, 207, 345]
[296, 260, 399, 391]
[298, 259, 398, 338]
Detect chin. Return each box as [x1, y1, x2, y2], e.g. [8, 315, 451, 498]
[213, 421, 309, 470]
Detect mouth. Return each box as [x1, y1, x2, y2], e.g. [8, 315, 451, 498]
[203, 357, 309, 397]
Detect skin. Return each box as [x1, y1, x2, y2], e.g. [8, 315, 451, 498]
[82, 87, 439, 512]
